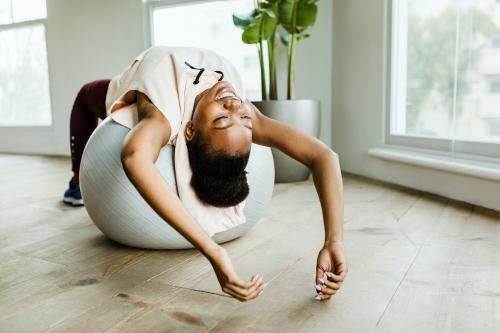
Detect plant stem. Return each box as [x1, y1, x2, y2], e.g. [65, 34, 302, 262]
[268, 33, 277, 100]
[258, 3, 268, 101]
[259, 39, 267, 100]
[287, 33, 297, 100]
[287, 1, 298, 100]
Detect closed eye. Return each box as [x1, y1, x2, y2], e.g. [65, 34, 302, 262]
[214, 116, 228, 122]
[213, 115, 251, 122]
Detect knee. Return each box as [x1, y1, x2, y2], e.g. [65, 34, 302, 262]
[76, 81, 94, 101]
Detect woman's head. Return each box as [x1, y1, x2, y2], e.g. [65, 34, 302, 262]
[185, 80, 252, 207]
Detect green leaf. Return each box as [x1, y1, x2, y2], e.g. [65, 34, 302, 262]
[232, 10, 256, 29]
[296, 1, 317, 28]
[242, 16, 262, 44]
[261, 13, 278, 39]
[241, 10, 278, 44]
[279, 0, 318, 33]
[261, 8, 277, 19]
[278, 0, 295, 33]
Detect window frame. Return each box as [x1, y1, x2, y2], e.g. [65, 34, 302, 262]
[0, 6, 53, 129]
[385, 0, 500, 159]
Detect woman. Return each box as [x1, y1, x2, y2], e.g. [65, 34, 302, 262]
[63, 46, 347, 302]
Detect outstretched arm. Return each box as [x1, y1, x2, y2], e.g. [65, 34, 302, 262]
[120, 92, 265, 301]
[120, 91, 215, 256]
[248, 100, 347, 301]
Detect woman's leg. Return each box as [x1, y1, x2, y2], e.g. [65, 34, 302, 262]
[69, 79, 111, 185]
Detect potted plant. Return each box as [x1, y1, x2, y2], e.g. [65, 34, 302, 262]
[233, 0, 320, 183]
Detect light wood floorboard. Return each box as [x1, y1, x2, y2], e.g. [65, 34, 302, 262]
[0, 154, 498, 332]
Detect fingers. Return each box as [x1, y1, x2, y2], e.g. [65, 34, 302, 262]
[228, 275, 261, 296]
[314, 268, 348, 301]
[315, 293, 332, 301]
[232, 274, 258, 289]
[223, 274, 266, 302]
[316, 282, 339, 295]
[322, 278, 341, 290]
[326, 264, 348, 282]
[315, 267, 325, 285]
[324, 271, 343, 282]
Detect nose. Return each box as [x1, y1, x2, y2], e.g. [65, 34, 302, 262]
[223, 97, 242, 111]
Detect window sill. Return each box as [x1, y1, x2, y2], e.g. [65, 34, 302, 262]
[368, 146, 500, 182]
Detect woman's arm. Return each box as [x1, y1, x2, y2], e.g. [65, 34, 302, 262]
[249, 101, 344, 244]
[120, 92, 218, 257]
[248, 101, 347, 300]
[120, 92, 265, 301]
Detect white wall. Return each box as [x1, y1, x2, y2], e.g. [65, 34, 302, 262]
[331, 0, 500, 211]
[0, 0, 146, 155]
[47, 0, 148, 154]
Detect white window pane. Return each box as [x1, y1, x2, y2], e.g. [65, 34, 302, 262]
[0, 0, 12, 24]
[152, 0, 261, 100]
[393, 0, 500, 144]
[455, 0, 500, 143]
[394, 0, 457, 138]
[12, 0, 46, 23]
[0, 24, 52, 126]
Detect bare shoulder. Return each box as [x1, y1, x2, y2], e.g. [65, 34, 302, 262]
[248, 100, 329, 168]
[136, 91, 170, 127]
[248, 100, 287, 148]
[133, 90, 172, 147]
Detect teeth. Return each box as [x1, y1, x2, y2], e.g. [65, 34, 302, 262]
[216, 91, 236, 100]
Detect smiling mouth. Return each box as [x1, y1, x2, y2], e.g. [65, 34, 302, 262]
[214, 86, 240, 101]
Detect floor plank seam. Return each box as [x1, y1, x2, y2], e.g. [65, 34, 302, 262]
[374, 198, 451, 329]
[145, 254, 202, 283]
[393, 194, 422, 248]
[169, 285, 230, 298]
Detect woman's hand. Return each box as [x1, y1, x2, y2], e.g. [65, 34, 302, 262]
[314, 242, 348, 301]
[206, 245, 266, 302]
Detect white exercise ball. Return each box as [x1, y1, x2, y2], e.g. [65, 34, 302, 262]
[80, 117, 274, 249]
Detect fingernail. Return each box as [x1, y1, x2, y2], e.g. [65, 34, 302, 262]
[314, 295, 321, 301]
[319, 278, 325, 284]
[326, 272, 333, 278]
[257, 277, 263, 284]
[263, 282, 269, 288]
[315, 284, 322, 291]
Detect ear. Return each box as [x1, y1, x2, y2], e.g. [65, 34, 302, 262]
[185, 120, 195, 142]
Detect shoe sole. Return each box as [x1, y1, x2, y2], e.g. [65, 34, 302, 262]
[63, 196, 84, 206]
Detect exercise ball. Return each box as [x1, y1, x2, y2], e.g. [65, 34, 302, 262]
[80, 117, 274, 249]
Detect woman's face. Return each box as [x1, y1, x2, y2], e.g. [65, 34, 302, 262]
[185, 80, 252, 155]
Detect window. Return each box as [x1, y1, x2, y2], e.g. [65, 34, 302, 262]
[149, 0, 261, 100]
[0, 0, 51, 126]
[390, 0, 500, 157]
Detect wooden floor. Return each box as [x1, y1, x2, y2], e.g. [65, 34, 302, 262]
[0, 154, 499, 333]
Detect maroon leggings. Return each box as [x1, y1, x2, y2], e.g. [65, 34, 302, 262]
[70, 79, 111, 174]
